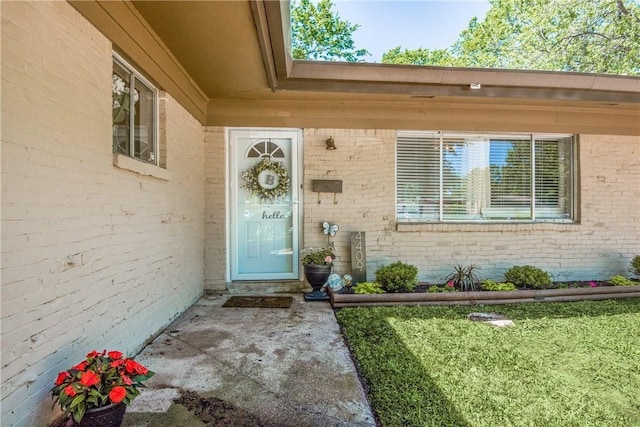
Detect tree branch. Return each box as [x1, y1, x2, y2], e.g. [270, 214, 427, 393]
[617, 0, 640, 23]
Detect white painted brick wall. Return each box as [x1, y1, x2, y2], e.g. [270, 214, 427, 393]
[302, 129, 640, 283]
[202, 128, 639, 289]
[302, 129, 397, 277]
[8, 2, 636, 426]
[1, 2, 204, 426]
[203, 127, 227, 290]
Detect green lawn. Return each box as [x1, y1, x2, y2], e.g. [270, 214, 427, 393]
[336, 299, 640, 427]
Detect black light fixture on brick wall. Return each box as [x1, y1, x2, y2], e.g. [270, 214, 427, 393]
[325, 136, 337, 150]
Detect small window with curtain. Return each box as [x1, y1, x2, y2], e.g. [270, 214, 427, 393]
[112, 53, 158, 164]
[396, 131, 575, 223]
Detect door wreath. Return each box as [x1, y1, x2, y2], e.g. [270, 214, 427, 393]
[242, 157, 290, 201]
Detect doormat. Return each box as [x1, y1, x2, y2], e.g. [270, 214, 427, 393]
[222, 296, 293, 308]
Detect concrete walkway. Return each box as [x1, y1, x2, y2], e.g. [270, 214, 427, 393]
[122, 294, 376, 426]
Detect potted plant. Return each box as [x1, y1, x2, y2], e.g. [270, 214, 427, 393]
[302, 247, 335, 301]
[50, 350, 154, 427]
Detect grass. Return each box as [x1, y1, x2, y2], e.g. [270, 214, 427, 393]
[335, 299, 640, 427]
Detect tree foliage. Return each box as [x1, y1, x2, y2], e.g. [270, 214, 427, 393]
[382, 46, 456, 66]
[290, 0, 369, 62]
[382, 0, 640, 75]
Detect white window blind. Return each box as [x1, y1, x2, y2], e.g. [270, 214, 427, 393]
[396, 132, 440, 220]
[534, 136, 573, 220]
[396, 131, 575, 222]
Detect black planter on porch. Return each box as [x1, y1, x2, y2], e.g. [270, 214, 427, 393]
[73, 403, 126, 427]
[303, 264, 332, 301]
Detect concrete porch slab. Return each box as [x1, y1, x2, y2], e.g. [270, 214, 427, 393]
[122, 294, 375, 427]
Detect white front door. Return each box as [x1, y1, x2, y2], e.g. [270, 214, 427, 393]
[229, 129, 301, 281]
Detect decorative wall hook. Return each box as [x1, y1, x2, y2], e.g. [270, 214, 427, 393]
[312, 180, 342, 205]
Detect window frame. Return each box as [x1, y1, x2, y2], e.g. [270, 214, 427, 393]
[112, 52, 159, 166]
[396, 130, 577, 224]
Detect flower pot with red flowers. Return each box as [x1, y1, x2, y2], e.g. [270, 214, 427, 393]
[50, 350, 154, 427]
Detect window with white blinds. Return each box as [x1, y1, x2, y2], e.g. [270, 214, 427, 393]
[396, 131, 575, 222]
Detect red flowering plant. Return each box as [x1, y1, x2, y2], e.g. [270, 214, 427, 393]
[50, 350, 154, 423]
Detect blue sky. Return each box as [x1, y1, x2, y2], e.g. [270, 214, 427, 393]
[332, 0, 491, 62]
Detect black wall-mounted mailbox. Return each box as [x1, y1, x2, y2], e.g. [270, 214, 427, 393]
[312, 179, 343, 193]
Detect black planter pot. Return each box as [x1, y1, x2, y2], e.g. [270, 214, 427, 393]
[303, 264, 332, 301]
[73, 403, 126, 427]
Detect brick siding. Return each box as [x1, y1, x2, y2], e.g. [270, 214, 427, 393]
[1, 2, 204, 425]
[204, 127, 227, 290]
[3, 2, 639, 425]
[302, 130, 640, 283]
[203, 128, 638, 286]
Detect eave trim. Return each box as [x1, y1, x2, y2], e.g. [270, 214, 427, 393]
[69, 0, 209, 124]
[261, 1, 640, 104]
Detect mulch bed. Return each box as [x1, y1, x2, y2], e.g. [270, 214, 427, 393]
[333, 281, 618, 294]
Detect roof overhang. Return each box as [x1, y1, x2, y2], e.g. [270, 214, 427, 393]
[69, 0, 639, 134]
[257, 0, 640, 104]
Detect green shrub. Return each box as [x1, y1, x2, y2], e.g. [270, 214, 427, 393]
[504, 265, 552, 289]
[427, 284, 457, 293]
[481, 280, 517, 291]
[630, 255, 640, 278]
[353, 282, 385, 294]
[609, 275, 636, 286]
[444, 264, 482, 291]
[375, 261, 418, 293]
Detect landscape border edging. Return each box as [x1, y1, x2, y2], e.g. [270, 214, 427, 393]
[328, 285, 640, 308]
